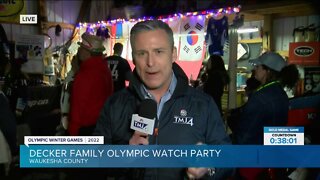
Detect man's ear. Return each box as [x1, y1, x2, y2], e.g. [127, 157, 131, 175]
[172, 47, 177, 63]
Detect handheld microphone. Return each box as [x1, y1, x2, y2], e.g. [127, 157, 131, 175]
[130, 99, 157, 135]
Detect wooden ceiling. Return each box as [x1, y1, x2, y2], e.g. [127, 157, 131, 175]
[239, 0, 319, 21]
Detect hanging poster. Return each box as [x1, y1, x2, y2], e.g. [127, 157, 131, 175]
[0, 0, 26, 23]
[15, 34, 44, 74]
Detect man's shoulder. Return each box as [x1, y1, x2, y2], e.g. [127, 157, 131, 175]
[184, 86, 213, 103]
[108, 88, 135, 103]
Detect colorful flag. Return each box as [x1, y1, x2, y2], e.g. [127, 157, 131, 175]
[179, 15, 206, 61]
[111, 23, 123, 39]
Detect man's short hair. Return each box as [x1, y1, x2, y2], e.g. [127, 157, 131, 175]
[113, 43, 123, 54]
[130, 20, 174, 50]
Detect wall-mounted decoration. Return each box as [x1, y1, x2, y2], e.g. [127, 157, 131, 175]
[0, 0, 26, 23]
[15, 34, 44, 74]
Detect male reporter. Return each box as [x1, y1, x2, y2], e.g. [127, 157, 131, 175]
[94, 20, 232, 179]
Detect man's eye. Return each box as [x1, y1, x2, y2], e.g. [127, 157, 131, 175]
[156, 50, 163, 54]
[136, 52, 145, 56]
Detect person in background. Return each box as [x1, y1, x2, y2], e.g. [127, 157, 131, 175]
[196, 71, 208, 91]
[94, 20, 232, 179]
[231, 52, 299, 180]
[244, 70, 261, 99]
[227, 70, 260, 132]
[0, 89, 17, 177]
[2, 60, 29, 124]
[203, 55, 229, 115]
[105, 42, 132, 92]
[68, 33, 113, 136]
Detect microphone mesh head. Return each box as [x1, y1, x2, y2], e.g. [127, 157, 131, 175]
[138, 99, 157, 119]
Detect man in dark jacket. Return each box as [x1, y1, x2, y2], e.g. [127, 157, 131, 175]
[94, 20, 231, 180]
[106, 42, 132, 92]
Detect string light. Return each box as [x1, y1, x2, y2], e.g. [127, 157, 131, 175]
[76, 5, 241, 29]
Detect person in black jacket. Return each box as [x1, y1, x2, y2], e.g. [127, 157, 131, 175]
[94, 20, 232, 180]
[230, 52, 299, 180]
[105, 42, 132, 92]
[203, 55, 229, 115]
[233, 52, 299, 145]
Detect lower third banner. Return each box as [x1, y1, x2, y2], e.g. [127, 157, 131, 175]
[20, 145, 320, 168]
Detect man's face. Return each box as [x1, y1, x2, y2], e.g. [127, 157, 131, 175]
[132, 29, 177, 92]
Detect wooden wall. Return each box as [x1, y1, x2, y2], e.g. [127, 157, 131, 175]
[273, 15, 320, 52]
[45, 0, 82, 49]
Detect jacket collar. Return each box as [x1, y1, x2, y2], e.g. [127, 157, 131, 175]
[255, 80, 280, 92]
[128, 62, 189, 100]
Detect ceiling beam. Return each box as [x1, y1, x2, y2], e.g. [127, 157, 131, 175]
[42, 22, 74, 31]
[38, 0, 48, 34]
[241, 1, 319, 18]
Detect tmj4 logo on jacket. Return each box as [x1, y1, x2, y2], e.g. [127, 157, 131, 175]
[173, 109, 194, 126]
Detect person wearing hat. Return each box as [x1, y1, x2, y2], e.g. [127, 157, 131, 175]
[68, 33, 113, 136]
[230, 52, 299, 179]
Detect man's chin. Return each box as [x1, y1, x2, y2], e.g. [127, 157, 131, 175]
[145, 85, 159, 90]
[144, 83, 160, 91]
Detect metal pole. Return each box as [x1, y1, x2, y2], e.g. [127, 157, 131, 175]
[228, 26, 238, 110]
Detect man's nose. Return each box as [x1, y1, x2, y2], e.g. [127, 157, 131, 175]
[146, 53, 155, 67]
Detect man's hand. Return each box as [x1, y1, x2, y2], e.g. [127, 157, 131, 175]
[186, 142, 211, 179]
[129, 131, 149, 145]
[186, 167, 208, 179]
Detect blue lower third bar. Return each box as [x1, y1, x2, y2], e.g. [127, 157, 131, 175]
[20, 145, 320, 168]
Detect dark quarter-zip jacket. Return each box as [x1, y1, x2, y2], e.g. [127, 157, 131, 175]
[94, 63, 232, 180]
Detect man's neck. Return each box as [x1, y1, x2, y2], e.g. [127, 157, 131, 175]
[148, 88, 169, 104]
[143, 72, 175, 104]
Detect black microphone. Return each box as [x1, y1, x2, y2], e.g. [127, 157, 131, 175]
[130, 99, 157, 135]
[129, 99, 157, 179]
[138, 99, 157, 119]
